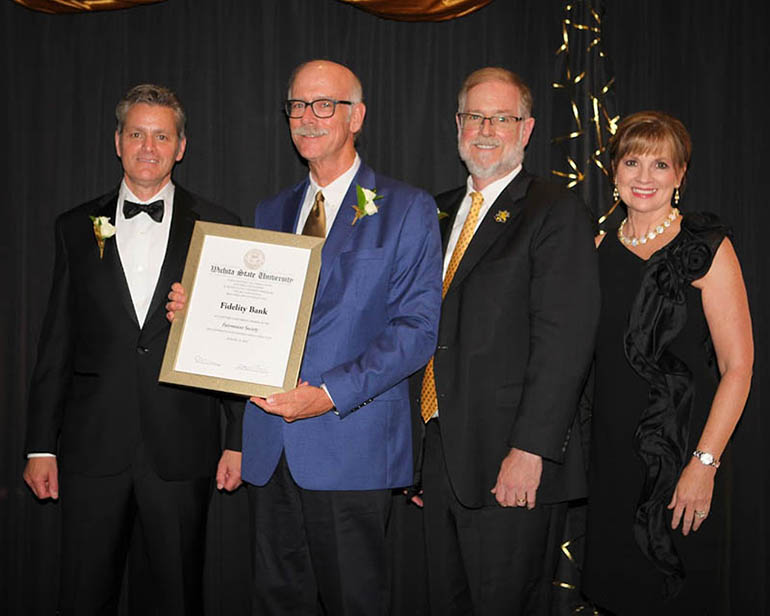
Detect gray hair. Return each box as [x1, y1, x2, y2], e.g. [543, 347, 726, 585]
[115, 83, 186, 139]
[457, 67, 533, 118]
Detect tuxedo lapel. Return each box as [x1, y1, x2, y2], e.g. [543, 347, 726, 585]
[439, 187, 466, 255]
[142, 187, 198, 334]
[443, 171, 531, 297]
[313, 164, 370, 300]
[92, 191, 139, 327]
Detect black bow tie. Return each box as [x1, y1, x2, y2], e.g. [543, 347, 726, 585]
[123, 199, 164, 223]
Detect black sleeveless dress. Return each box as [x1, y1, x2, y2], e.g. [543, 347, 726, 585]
[582, 212, 731, 615]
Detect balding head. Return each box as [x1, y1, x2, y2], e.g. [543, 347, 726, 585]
[286, 60, 367, 186]
[288, 60, 363, 104]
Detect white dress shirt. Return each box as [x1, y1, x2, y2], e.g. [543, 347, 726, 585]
[295, 155, 361, 237]
[116, 180, 175, 327]
[442, 165, 522, 278]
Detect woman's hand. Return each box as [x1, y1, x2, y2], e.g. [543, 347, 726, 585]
[668, 458, 716, 535]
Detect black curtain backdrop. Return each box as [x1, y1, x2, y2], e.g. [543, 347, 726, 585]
[1, 1, 767, 614]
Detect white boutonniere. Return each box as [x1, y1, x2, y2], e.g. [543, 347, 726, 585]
[351, 185, 383, 225]
[89, 215, 116, 259]
[437, 207, 449, 220]
[494, 210, 511, 223]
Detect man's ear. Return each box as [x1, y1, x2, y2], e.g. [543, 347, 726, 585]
[175, 136, 188, 162]
[519, 117, 536, 148]
[349, 102, 366, 134]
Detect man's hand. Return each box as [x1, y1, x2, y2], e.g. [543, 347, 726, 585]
[250, 382, 334, 422]
[403, 486, 424, 508]
[165, 282, 187, 322]
[23, 457, 59, 500]
[491, 448, 542, 509]
[216, 449, 243, 492]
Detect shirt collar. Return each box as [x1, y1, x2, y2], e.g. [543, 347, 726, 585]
[308, 154, 361, 206]
[119, 179, 175, 206]
[466, 164, 522, 205]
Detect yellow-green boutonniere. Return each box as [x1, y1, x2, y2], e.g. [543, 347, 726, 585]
[351, 185, 383, 225]
[494, 210, 511, 223]
[437, 208, 449, 220]
[89, 215, 116, 259]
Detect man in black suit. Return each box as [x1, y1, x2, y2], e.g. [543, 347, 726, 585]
[22, 84, 243, 615]
[412, 67, 599, 614]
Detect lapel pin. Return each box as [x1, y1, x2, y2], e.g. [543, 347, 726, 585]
[494, 210, 510, 223]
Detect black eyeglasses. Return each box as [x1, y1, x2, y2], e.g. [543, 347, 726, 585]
[456, 112, 524, 129]
[284, 98, 354, 119]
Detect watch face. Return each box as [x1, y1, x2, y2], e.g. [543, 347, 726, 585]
[701, 452, 714, 465]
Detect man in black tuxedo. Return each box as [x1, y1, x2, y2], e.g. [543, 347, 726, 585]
[22, 84, 243, 615]
[412, 67, 600, 614]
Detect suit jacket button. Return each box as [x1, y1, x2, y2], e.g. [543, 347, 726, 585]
[437, 345, 448, 351]
[136, 346, 149, 355]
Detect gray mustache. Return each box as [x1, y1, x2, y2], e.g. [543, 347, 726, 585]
[293, 126, 330, 138]
[471, 138, 501, 147]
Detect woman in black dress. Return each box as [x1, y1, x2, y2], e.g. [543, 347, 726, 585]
[582, 111, 753, 615]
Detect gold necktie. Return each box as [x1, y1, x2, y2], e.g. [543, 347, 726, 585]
[302, 190, 326, 237]
[420, 191, 484, 423]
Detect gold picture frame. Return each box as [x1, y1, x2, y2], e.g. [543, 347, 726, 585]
[159, 221, 324, 397]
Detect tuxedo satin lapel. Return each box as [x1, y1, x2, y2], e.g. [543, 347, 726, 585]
[313, 164, 370, 300]
[142, 188, 198, 334]
[93, 192, 139, 327]
[444, 172, 531, 297]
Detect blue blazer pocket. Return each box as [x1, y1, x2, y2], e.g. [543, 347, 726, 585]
[336, 248, 387, 300]
[338, 247, 385, 262]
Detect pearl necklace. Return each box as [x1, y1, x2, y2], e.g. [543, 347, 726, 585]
[618, 208, 680, 247]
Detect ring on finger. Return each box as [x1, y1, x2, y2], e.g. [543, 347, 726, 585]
[694, 510, 708, 519]
[516, 498, 527, 506]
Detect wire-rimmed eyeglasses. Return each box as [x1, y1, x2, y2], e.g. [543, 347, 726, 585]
[456, 112, 524, 129]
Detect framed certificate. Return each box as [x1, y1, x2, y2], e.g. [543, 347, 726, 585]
[159, 221, 324, 397]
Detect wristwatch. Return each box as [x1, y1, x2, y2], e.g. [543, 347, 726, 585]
[692, 450, 720, 468]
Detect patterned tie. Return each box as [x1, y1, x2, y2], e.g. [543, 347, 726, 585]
[420, 191, 484, 422]
[302, 190, 326, 237]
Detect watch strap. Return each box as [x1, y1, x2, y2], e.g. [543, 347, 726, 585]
[692, 449, 720, 468]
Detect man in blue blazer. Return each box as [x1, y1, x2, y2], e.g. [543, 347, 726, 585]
[171, 60, 441, 614]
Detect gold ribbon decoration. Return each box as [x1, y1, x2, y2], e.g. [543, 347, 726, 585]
[13, 0, 164, 14]
[550, 1, 621, 232]
[14, 0, 489, 20]
[339, 0, 492, 22]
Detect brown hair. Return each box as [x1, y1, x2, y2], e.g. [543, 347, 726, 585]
[115, 83, 186, 139]
[609, 110, 691, 185]
[457, 67, 533, 118]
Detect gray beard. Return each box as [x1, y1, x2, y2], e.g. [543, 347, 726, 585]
[458, 137, 525, 180]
